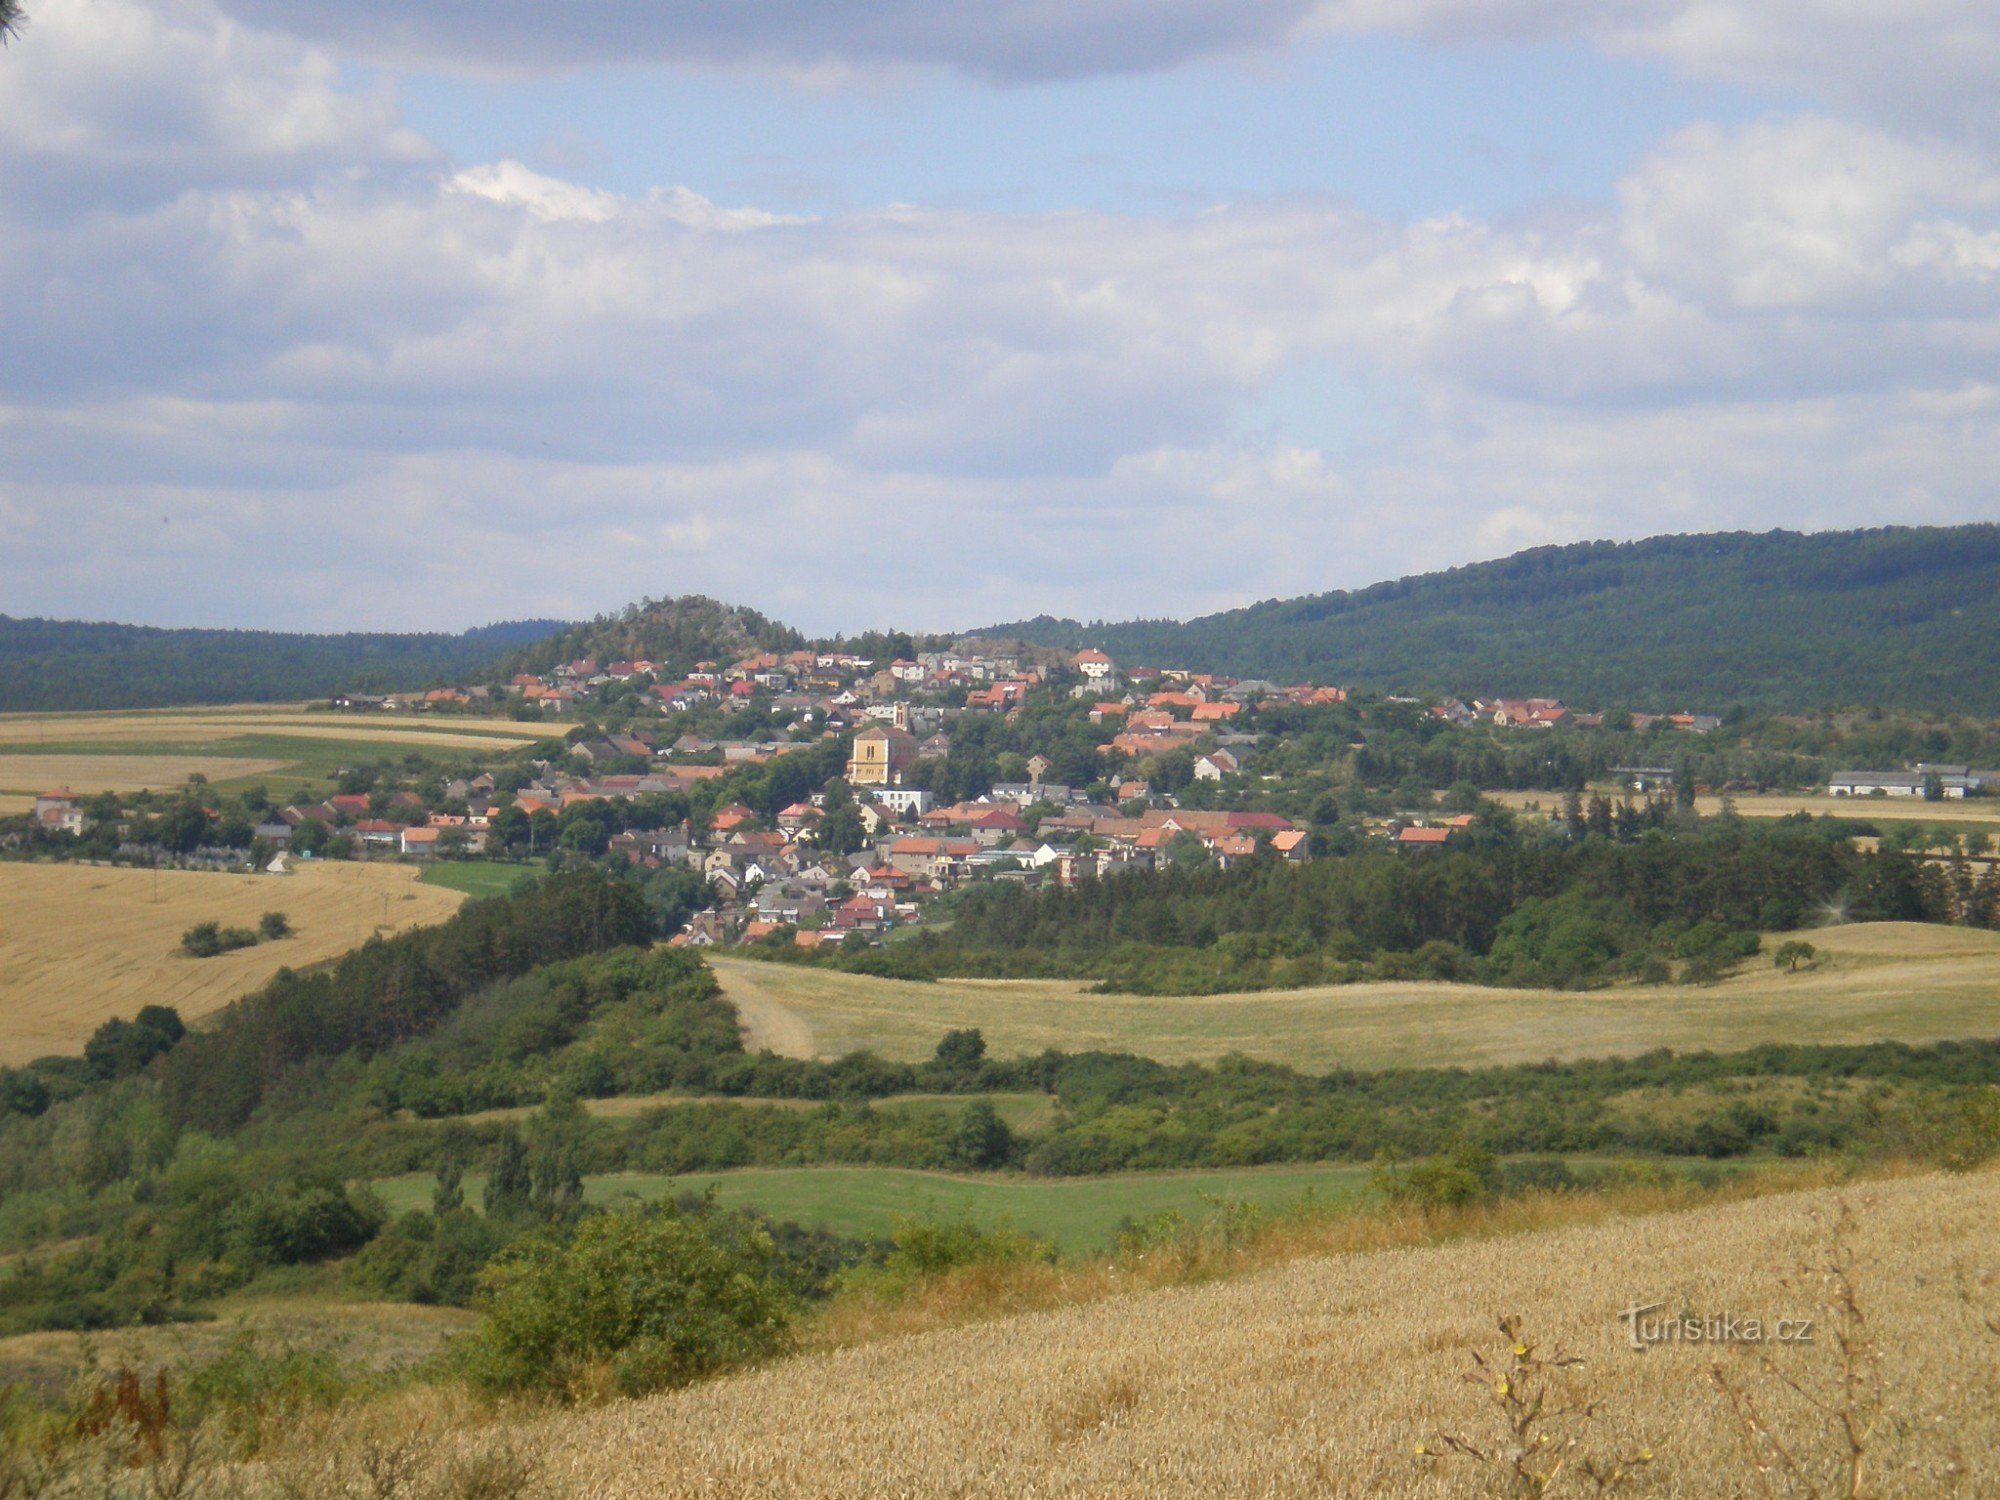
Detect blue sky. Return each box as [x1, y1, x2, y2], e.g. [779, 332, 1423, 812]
[2, 1, 1997, 634]
[395, 38, 1770, 223]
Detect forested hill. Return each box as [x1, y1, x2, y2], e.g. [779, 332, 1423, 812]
[978, 526, 2000, 713]
[502, 596, 806, 677]
[0, 617, 566, 712]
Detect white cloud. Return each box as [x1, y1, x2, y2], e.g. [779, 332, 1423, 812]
[5, 2, 2000, 630]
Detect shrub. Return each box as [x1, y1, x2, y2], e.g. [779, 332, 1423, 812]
[221, 1181, 385, 1269]
[459, 1204, 793, 1399]
[179, 922, 259, 959]
[258, 911, 291, 940]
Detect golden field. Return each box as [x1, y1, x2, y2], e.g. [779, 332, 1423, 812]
[0, 707, 553, 800]
[0, 707, 551, 748]
[0, 861, 464, 1063]
[710, 920, 2000, 1072]
[487, 1169, 2000, 1498]
[0, 752, 295, 797]
[1491, 787, 2000, 826]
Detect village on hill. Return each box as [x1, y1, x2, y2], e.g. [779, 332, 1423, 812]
[23, 635, 1978, 953]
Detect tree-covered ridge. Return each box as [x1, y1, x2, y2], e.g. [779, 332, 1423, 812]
[976, 526, 2000, 713]
[503, 596, 806, 677]
[0, 616, 566, 711]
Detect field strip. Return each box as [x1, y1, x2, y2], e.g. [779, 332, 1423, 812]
[1491, 787, 2000, 825]
[522, 1170, 2000, 1498]
[0, 711, 550, 750]
[0, 753, 296, 795]
[708, 922, 2000, 1071]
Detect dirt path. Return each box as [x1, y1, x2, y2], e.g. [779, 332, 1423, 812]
[710, 958, 818, 1058]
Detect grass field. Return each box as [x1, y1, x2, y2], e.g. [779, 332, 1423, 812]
[710, 920, 2000, 1072]
[0, 1298, 476, 1397]
[0, 707, 554, 799]
[0, 861, 465, 1064]
[418, 859, 545, 899]
[374, 1163, 1378, 1251]
[510, 1168, 2000, 1498]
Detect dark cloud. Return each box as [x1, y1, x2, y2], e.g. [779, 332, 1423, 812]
[216, 0, 1321, 80]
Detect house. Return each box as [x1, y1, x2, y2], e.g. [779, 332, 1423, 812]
[1269, 829, 1310, 862]
[1190, 702, 1241, 723]
[1073, 649, 1118, 682]
[353, 819, 404, 848]
[776, 802, 821, 835]
[710, 803, 758, 834]
[1396, 826, 1454, 849]
[1192, 750, 1240, 782]
[848, 723, 918, 786]
[32, 788, 85, 836]
[399, 827, 440, 858]
[871, 787, 934, 816]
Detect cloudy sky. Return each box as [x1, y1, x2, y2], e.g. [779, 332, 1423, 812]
[4, 1, 1998, 634]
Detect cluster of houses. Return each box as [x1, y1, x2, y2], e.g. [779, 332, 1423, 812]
[667, 792, 1313, 950]
[1430, 698, 1723, 733]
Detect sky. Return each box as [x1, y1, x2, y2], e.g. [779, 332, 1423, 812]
[3, 1, 1999, 635]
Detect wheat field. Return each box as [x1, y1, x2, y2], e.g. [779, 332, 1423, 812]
[0, 861, 464, 1063]
[710, 921, 2000, 1072]
[506, 1169, 2000, 1498]
[0, 753, 298, 797]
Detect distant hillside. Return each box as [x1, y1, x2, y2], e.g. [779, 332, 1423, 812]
[504, 596, 805, 678]
[0, 617, 567, 712]
[978, 526, 2000, 713]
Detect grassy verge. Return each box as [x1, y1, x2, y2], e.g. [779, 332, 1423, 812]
[418, 860, 545, 899]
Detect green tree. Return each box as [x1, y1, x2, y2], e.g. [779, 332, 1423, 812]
[484, 1132, 532, 1219]
[952, 1099, 1013, 1168]
[462, 1206, 793, 1398]
[1772, 939, 1818, 972]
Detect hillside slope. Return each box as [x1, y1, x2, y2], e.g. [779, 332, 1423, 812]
[520, 1171, 1999, 1498]
[979, 526, 2000, 712]
[0, 617, 564, 712]
[501, 596, 805, 677]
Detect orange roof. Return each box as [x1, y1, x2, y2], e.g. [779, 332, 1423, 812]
[1397, 827, 1452, 845]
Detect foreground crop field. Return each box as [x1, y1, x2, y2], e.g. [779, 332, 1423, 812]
[710, 921, 2000, 1071]
[0, 861, 464, 1063]
[375, 1162, 1376, 1252]
[0, 707, 552, 799]
[521, 1169, 2000, 1498]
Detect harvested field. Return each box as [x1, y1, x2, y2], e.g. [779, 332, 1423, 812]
[0, 753, 294, 795]
[0, 861, 464, 1063]
[0, 708, 549, 747]
[522, 1169, 2000, 1497]
[709, 921, 2000, 1071]
[1490, 787, 2000, 826]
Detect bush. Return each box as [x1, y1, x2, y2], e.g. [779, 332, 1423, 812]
[221, 1181, 385, 1269]
[258, 911, 291, 940]
[179, 922, 259, 959]
[459, 1204, 793, 1399]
